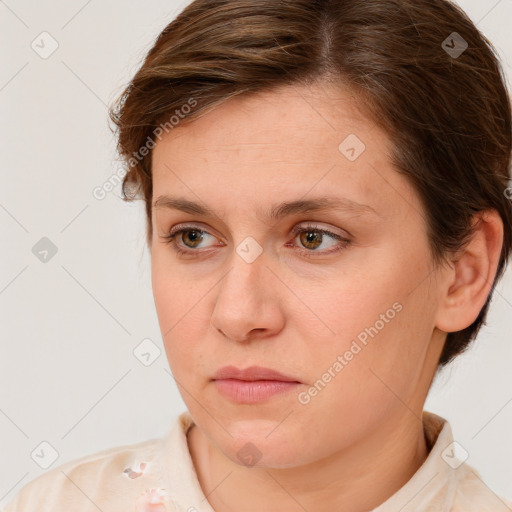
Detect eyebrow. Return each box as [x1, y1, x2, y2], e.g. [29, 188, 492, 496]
[152, 195, 379, 221]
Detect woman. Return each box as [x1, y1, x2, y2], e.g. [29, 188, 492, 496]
[5, 0, 511, 510]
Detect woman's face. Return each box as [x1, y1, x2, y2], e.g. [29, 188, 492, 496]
[150, 83, 446, 468]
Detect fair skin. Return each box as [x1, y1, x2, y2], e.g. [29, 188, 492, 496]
[149, 83, 503, 512]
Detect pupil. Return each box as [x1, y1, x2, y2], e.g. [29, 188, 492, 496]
[184, 230, 202, 247]
[302, 230, 321, 249]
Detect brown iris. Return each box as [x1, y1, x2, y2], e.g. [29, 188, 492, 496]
[182, 230, 204, 248]
[299, 230, 323, 250]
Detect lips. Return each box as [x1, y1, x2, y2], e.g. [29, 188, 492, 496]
[212, 365, 302, 404]
[212, 365, 301, 383]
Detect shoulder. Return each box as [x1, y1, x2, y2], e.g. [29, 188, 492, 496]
[2, 436, 167, 512]
[375, 411, 512, 512]
[450, 464, 512, 512]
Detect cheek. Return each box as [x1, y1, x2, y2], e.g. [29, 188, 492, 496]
[151, 269, 211, 376]
[296, 262, 432, 407]
[298, 268, 403, 359]
[151, 254, 203, 332]
[291, 323, 416, 456]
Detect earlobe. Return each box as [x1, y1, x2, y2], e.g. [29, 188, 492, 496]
[435, 210, 503, 333]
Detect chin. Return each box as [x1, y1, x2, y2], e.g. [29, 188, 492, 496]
[216, 419, 309, 469]
[226, 442, 306, 470]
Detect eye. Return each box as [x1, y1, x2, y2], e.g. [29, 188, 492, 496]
[287, 223, 350, 257]
[160, 222, 350, 258]
[161, 224, 221, 256]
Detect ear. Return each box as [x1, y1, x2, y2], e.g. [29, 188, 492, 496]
[435, 209, 504, 333]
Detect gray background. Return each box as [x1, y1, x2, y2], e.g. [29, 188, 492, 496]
[1, 0, 511, 506]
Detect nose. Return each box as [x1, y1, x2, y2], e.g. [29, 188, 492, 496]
[210, 254, 286, 343]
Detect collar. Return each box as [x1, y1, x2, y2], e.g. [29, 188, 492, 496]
[157, 410, 463, 512]
[372, 411, 458, 511]
[159, 411, 216, 512]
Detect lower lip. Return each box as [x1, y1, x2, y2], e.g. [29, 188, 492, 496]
[213, 379, 300, 404]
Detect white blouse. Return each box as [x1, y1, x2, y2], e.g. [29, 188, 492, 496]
[3, 410, 511, 511]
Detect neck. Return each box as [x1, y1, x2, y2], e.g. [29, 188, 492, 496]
[187, 411, 429, 512]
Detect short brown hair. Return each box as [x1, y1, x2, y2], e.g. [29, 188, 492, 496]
[108, 0, 512, 367]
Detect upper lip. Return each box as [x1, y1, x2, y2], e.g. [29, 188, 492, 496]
[212, 365, 301, 383]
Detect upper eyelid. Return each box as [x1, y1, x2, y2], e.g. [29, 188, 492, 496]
[167, 223, 221, 240]
[167, 222, 346, 238]
[166, 223, 348, 249]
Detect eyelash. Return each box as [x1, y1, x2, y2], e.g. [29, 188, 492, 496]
[161, 223, 350, 259]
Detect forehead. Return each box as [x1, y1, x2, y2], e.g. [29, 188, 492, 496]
[154, 83, 378, 159]
[150, 83, 416, 223]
